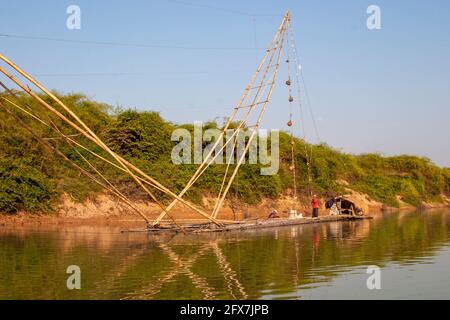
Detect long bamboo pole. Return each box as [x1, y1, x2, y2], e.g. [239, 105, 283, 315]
[0, 61, 174, 221]
[0, 81, 188, 231]
[0, 61, 222, 226]
[49, 120, 155, 224]
[0, 99, 153, 223]
[0, 10, 291, 227]
[0, 87, 173, 197]
[0, 81, 152, 222]
[0, 66, 166, 208]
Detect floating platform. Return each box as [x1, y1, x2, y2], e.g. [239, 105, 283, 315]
[126, 215, 373, 234]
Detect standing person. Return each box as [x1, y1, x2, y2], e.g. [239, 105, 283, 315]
[311, 195, 319, 218]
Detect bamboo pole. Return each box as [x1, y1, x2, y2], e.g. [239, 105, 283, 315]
[0, 84, 150, 221]
[0, 61, 173, 221]
[0, 69, 163, 206]
[0, 93, 176, 198]
[0, 62, 222, 226]
[0, 99, 154, 223]
[1, 81, 186, 231]
[49, 120, 153, 224]
[285, 31, 298, 204]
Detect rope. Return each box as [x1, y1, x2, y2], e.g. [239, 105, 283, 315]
[287, 24, 315, 194]
[285, 33, 298, 202]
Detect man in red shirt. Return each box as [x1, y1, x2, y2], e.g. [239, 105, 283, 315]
[311, 195, 319, 218]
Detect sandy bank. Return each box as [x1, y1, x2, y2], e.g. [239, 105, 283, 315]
[1, 190, 448, 227]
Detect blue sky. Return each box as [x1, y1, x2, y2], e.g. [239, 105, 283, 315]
[1, 0, 449, 166]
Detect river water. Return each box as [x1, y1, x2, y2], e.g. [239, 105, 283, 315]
[0, 209, 449, 300]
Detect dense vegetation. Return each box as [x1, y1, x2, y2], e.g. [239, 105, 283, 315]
[0, 93, 449, 214]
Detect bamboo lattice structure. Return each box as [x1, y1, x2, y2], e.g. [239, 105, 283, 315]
[153, 11, 292, 225]
[0, 11, 297, 230]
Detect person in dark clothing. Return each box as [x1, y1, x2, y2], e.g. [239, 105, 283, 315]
[325, 197, 335, 209]
[267, 209, 280, 220]
[311, 195, 319, 218]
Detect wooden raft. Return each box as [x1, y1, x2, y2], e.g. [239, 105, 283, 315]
[127, 215, 373, 234]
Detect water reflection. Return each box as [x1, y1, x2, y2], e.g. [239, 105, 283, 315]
[0, 209, 449, 300]
[122, 239, 247, 300]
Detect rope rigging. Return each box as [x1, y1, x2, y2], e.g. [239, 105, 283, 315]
[284, 32, 298, 206]
[286, 23, 316, 197]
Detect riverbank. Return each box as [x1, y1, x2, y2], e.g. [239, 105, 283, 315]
[1, 190, 448, 227]
[1, 93, 449, 218]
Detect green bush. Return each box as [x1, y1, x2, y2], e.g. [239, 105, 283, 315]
[105, 110, 174, 161]
[443, 168, 450, 195]
[0, 158, 56, 213]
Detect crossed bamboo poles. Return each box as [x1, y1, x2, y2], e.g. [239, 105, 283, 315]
[152, 11, 291, 226]
[0, 11, 292, 228]
[0, 55, 222, 228]
[121, 238, 248, 300]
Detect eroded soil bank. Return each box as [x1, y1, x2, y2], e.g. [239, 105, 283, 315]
[1, 189, 449, 227]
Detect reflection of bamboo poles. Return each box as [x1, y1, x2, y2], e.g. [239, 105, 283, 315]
[122, 239, 248, 300]
[153, 11, 291, 226]
[293, 235, 300, 289]
[160, 243, 216, 299]
[94, 246, 148, 295]
[0, 56, 221, 227]
[211, 242, 247, 299]
[123, 243, 214, 300]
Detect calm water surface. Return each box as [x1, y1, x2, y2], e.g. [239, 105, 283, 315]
[0, 209, 449, 300]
